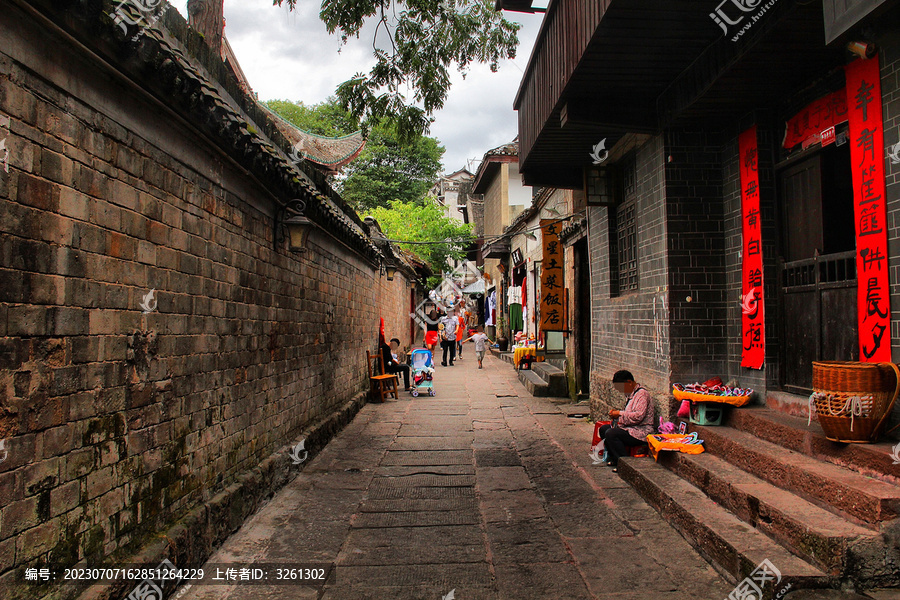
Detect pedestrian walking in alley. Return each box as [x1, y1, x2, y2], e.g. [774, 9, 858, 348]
[425, 306, 441, 352]
[460, 325, 494, 369]
[456, 309, 466, 359]
[439, 308, 458, 366]
[599, 370, 655, 471]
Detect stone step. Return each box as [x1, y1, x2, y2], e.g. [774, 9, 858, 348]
[517, 369, 550, 397]
[725, 406, 900, 486]
[690, 424, 900, 526]
[658, 451, 880, 578]
[531, 362, 568, 397]
[618, 458, 831, 591]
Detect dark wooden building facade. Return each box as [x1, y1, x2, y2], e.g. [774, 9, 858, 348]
[514, 0, 900, 422]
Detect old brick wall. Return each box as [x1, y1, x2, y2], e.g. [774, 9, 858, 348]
[721, 117, 779, 396]
[376, 274, 414, 354]
[663, 130, 729, 383]
[879, 33, 900, 434]
[588, 135, 671, 419]
[0, 5, 410, 597]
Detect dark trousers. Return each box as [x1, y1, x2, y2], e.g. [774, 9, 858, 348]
[441, 340, 456, 365]
[386, 364, 410, 388]
[599, 424, 645, 466]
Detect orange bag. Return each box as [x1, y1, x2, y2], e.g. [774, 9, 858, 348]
[646, 433, 705, 461]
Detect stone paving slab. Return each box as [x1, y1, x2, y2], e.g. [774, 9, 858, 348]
[352, 510, 480, 528]
[179, 352, 733, 600]
[380, 450, 472, 466]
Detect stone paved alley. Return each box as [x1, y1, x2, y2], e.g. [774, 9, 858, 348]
[179, 354, 732, 600]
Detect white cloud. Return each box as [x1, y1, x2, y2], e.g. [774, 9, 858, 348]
[167, 1, 542, 172]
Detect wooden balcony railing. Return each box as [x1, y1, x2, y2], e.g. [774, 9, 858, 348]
[514, 0, 607, 165]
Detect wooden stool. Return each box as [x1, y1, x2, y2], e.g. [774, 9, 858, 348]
[366, 350, 399, 402]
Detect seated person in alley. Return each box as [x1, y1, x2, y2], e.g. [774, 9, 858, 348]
[461, 325, 494, 369]
[380, 337, 411, 390]
[600, 370, 656, 472]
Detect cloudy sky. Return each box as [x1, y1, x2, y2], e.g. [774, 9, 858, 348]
[167, 1, 544, 173]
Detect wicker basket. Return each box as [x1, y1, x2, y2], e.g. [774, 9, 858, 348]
[811, 361, 900, 443]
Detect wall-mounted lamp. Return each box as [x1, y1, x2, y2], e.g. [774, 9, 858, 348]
[524, 231, 538, 241]
[385, 265, 397, 281]
[275, 199, 313, 253]
[847, 41, 876, 59]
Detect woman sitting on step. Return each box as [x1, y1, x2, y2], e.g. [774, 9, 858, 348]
[600, 370, 656, 472]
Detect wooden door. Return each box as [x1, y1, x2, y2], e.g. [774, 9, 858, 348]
[778, 151, 857, 394]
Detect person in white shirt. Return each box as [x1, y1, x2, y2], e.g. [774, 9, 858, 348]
[439, 309, 458, 366]
[461, 325, 494, 369]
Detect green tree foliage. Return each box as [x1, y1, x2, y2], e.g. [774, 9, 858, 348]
[370, 200, 473, 283]
[266, 99, 357, 137]
[272, 0, 521, 142]
[342, 122, 444, 212]
[265, 98, 444, 212]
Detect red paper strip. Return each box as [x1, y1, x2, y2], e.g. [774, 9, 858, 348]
[845, 56, 891, 362]
[783, 89, 848, 149]
[739, 125, 765, 369]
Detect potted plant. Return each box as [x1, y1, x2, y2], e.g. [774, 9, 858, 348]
[496, 315, 510, 351]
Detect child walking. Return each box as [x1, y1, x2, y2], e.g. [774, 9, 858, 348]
[460, 325, 494, 369]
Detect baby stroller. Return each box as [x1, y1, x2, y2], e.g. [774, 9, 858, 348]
[409, 348, 436, 397]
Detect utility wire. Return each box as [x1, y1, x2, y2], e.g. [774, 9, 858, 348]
[377, 213, 582, 246]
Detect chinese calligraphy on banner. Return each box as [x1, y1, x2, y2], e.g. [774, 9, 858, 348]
[540, 219, 567, 331]
[845, 56, 891, 362]
[782, 89, 848, 149]
[739, 126, 765, 369]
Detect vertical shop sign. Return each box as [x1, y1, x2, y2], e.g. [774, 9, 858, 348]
[845, 55, 891, 361]
[540, 219, 567, 331]
[739, 125, 765, 369]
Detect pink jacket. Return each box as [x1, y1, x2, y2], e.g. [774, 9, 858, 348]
[619, 386, 656, 440]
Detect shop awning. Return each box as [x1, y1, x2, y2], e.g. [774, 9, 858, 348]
[462, 279, 486, 294]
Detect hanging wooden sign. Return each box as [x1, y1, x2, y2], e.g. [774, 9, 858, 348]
[539, 219, 567, 331]
[845, 55, 891, 362]
[739, 125, 765, 369]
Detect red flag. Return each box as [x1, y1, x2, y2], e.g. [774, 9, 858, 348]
[379, 317, 386, 346]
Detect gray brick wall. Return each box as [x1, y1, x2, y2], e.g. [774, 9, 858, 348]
[0, 11, 408, 596]
[589, 135, 671, 418]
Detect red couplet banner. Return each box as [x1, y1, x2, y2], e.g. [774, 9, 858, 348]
[739, 125, 765, 369]
[845, 56, 891, 362]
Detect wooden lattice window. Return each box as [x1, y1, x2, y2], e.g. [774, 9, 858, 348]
[617, 199, 638, 293]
